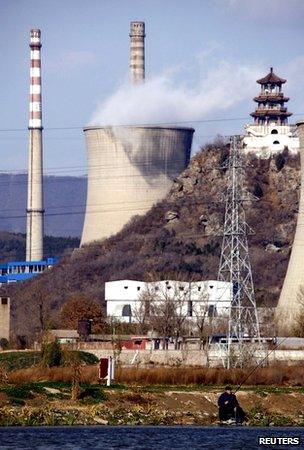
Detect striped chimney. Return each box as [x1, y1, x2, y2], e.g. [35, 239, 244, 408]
[129, 21, 145, 84]
[26, 28, 44, 261]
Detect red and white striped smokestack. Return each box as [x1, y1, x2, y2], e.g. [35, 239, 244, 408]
[26, 28, 44, 261]
[129, 21, 145, 84]
[29, 29, 42, 129]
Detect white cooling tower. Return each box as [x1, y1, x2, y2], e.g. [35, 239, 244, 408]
[276, 120, 304, 332]
[80, 126, 194, 245]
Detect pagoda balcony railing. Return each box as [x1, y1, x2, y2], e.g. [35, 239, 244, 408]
[259, 92, 284, 97]
[256, 107, 288, 112]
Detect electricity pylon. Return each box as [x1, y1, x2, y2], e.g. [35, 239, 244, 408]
[217, 135, 260, 368]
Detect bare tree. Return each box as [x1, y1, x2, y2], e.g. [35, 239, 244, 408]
[293, 285, 304, 337]
[191, 287, 211, 350]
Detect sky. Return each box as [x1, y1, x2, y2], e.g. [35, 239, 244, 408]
[1, 0, 304, 175]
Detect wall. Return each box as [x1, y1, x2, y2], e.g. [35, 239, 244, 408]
[0, 297, 10, 341]
[105, 279, 232, 322]
[243, 124, 299, 156]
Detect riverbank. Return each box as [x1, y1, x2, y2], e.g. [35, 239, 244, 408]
[0, 382, 303, 427]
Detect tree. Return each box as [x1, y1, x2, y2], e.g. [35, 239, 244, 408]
[60, 295, 105, 333]
[135, 280, 191, 349]
[191, 286, 211, 350]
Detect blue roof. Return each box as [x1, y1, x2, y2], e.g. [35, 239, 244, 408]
[0, 257, 59, 269]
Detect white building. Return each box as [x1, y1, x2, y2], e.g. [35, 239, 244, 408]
[105, 279, 232, 323]
[243, 67, 299, 156]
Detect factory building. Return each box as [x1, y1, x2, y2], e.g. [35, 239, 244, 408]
[276, 120, 304, 332]
[105, 280, 232, 323]
[0, 257, 58, 285]
[243, 68, 299, 155]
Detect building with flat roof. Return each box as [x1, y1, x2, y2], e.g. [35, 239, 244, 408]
[105, 279, 232, 323]
[0, 257, 58, 285]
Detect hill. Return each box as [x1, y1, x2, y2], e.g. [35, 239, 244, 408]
[3, 143, 300, 345]
[0, 232, 80, 263]
[0, 174, 86, 237]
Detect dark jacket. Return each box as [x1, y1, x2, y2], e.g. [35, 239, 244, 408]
[218, 392, 239, 409]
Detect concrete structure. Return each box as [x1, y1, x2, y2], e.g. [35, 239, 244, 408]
[80, 126, 193, 245]
[105, 279, 232, 323]
[26, 29, 44, 260]
[0, 297, 10, 341]
[276, 121, 304, 332]
[129, 21, 145, 84]
[243, 68, 299, 155]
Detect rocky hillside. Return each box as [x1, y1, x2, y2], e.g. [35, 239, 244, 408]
[4, 143, 300, 344]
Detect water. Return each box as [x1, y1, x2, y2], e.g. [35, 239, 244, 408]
[0, 426, 303, 450]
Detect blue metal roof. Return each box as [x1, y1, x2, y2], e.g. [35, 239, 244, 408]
[0, 257, 59, 284]
[0, 257, 58, 269]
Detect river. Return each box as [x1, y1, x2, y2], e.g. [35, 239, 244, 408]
[0, 426, 303, 449]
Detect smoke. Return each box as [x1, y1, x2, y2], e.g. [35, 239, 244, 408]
[90, 60, 261, 128]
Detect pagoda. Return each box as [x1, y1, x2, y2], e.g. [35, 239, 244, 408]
[243, 67, 298, 155]
[251, 67, 292, 125]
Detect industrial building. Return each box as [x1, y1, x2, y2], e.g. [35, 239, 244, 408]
[105, 279, 232, 323]
[80, 21, 194, 245]
[0, 297, 10, 342]
[243, 68, 299, 155]
[0, 257, 58, 285]
[276, 120, 304, 332]
[81, 125, 194, 244]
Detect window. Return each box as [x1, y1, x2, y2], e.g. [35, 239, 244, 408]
[188, 301, 193, 317]
[271, 129, 278, 134]
[179, 287, 184, 291]
[122, 304, 132, 317]
[137, 286, 141, 291]
[273, 140, 280, 145]
[198, 287, 201, 291]
[209, 285, 214, 289]
[124, 286, 128, 289]
[208, 304, 217, 317]
[1, 298, 8, 305]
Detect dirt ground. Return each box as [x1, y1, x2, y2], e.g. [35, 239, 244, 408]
[0, 385, 303, 426]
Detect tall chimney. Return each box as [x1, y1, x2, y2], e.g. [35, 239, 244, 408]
[276, 120, 304, 332]
[129, 21, 145, 84]
[26, 29, 44, 261]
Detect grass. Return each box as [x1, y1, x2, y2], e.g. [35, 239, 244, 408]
[0, 350, 99, 373]
[4, 362, 304, 389]
[114, 364, 304, 387]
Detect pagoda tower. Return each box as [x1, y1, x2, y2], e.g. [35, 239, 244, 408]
[251, 67, 292, 125]
[243, 67, 298, 155]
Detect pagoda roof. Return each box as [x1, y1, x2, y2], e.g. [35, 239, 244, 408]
[254, 95, 289, 103]
[257, 67, 286, 85]
[251, 109, 292, 118]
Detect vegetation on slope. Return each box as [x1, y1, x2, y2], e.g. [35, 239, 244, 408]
[0, 232, 80, 263]
[3, 143, 300, 344]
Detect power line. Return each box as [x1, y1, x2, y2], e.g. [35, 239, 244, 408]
[0, 113, 303, 132]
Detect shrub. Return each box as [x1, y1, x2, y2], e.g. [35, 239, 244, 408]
[0, 338, 9, 350]
[41, 341, 62, 368]
[275, 153, 285, 171]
